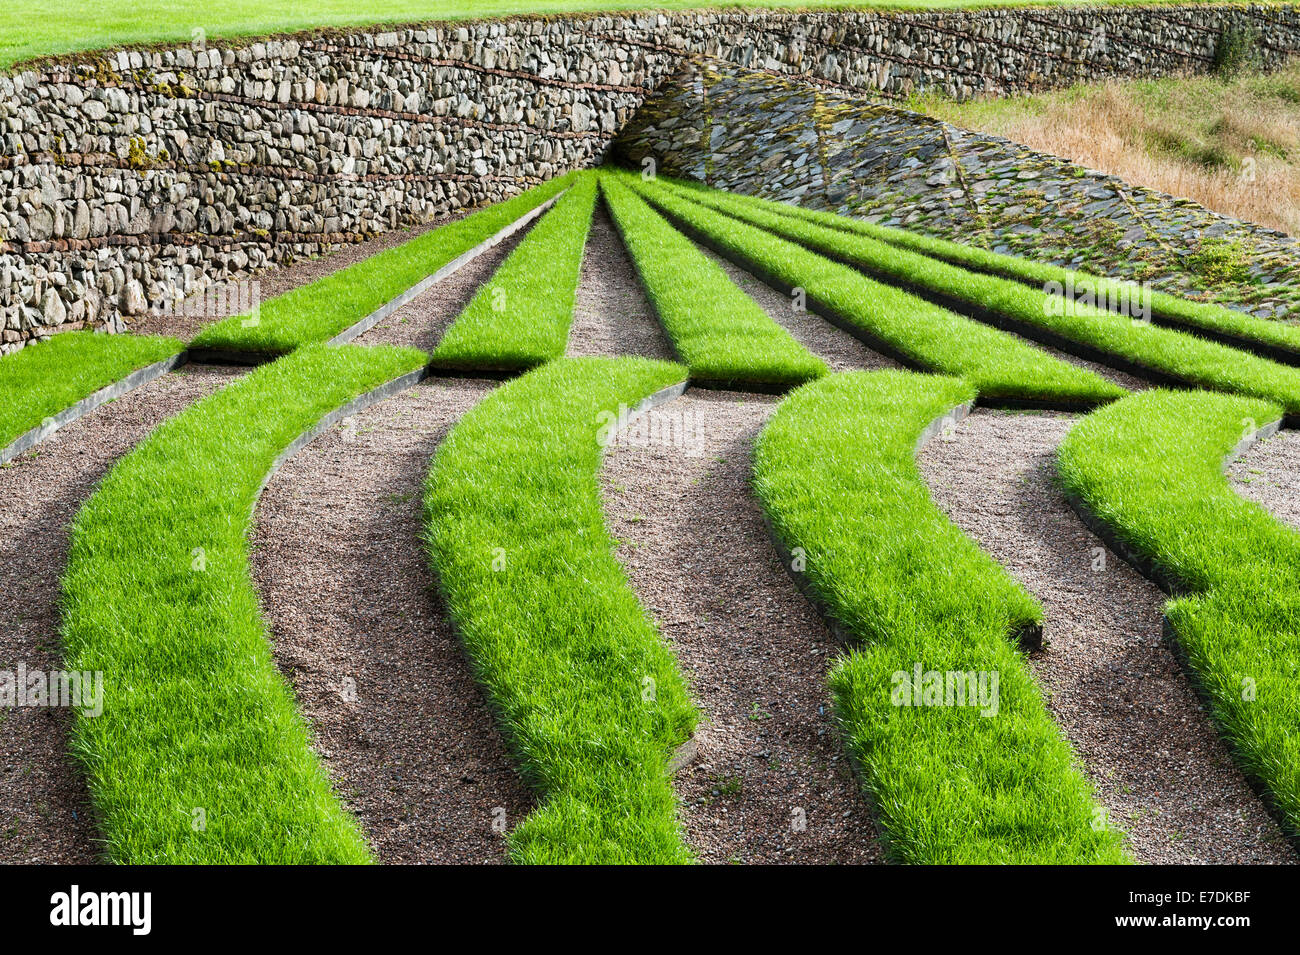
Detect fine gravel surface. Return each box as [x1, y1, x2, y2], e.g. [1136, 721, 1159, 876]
[353, 225, 529, 353]
[0, 363, 243, 864]
[567, 204, 676, 360]
[1229, 428, 1300, 532]
[252, 377, 531, 864]
[700, 247, 897, 372]
[694, 244, 1145, 390]
[600, 390, 883, 864]
[132, 213, 463, 340]
[1034, 342, 1151, 393]
[918, 409, 1293, 864]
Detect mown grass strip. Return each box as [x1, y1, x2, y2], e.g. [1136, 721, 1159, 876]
[61, 342, 429, 863]
[665, 179, 1300, 420]
[688, 181, 1300, 364]
[424, 356, 696, 864]
[190, 173, 574, 357]
[1058, 389, 1300, 841]
[618, 172, 1123, 406]
[429, 173, 597, 372]
[0, 331, 183, 458]
[754, 369, 1127, 864]
[601, 173, 827, 390]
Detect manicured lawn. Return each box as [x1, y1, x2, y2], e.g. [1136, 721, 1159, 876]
[1, 1, 1181, 71]
[754, 370, 1126, 863]
[623, 172, 1124, 405]
[423, 356, 697, 864]
[602, 173, 827, 390]
[665, 178, 1300, 415]
[192, 173, 573, 357]
[0, 331, 183, 453]
[61, 342, 427, 864]
[430, 173, 597, 372]
[1058, 389, 1300, 840]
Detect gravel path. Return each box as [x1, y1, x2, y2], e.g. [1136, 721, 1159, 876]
[700, 247, 897, 372]
[918, 409, 1293, 864]
[1229, 428, 1300, 532]
[567, 204, 675, 360]
[353, 227, 528, 352]
[600, 390, 882, 864]
[1035, 342, 1151, 393]
[133, 213, 464, 340]
[251, 377, 531, 864]
[694, 245, 1148, 389]
[0, 363, 243, 864]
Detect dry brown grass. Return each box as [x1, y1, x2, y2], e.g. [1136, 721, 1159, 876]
[914, 64, 1300, 235]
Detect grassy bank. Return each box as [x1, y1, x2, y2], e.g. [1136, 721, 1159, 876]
[61, 343, 427, 863]
[754, 369, 1126, 863]
[665, 179, 1300, 415]
[429, 173, 596, 372]
[674, 177, 1300, 362]
[0, 331, 183, 452]
[1057, 389, 1300, 840]
[192, 173, 573, 356]
[601, 173, 827, 389]
[623, 172, 1124, 405]
[423, 356, 697, 864]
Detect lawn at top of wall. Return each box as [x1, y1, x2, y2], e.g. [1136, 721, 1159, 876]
[1, 1, 1236, 72]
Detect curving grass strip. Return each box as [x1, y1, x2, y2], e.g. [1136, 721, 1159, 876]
[430, 173, 597, 372]
[754, 369, 1126, 864]
[0, 331, 183, 458]
[619, 172, 1123, 407]
[665, 179, 1300, 419]
[1058, 389, 1300, 840]
[687, 181, 1300, 365]
[61, 342, 428, 864]
[191, 172, 575, 357]
[600, 173, 827, 389]
[424, 356, 696, 864]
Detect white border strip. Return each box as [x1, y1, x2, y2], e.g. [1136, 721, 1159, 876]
[0, 350, 189, 467]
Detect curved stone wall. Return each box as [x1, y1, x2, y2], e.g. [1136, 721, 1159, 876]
[2, 5, 1298, 351]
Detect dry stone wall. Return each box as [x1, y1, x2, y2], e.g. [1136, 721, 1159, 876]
[2, 5, 1299, 350]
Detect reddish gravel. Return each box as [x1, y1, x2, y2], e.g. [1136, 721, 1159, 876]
[600, 390, 882, 864]
[1229, 428, 1300, 532]
[567, 203, 676, 360]
[0, 364, 243, 864]
[251, 378, 531, 864]
[918, 409, 1293, 864]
